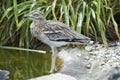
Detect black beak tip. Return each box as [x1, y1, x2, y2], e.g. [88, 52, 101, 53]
[23, 15, 28, 18]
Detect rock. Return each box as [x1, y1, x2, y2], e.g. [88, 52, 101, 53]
[0, 70, 9, 80]
[59, 49, 88, 80]
[58, 46, 120, 80]
[29, 73, 77, 80]
[91, 67, 120, 80]
[107, 67, 120, 80]
[29, 42, 120, 80]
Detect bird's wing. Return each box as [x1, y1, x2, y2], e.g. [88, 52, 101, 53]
[42, 21, 91, 43]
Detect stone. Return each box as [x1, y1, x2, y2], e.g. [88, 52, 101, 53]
[29, 73, 77, 80]
[0, 70, 9, 80]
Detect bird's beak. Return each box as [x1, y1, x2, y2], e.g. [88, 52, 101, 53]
[23, 14, 29, 18]
[23, 15, 28, 18]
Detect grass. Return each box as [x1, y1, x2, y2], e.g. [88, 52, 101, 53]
[0, 46, 46, 54]
[0, 0, 120, 48]
[0, 0, 120, 79]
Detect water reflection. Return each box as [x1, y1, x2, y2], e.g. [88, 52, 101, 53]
[0, 48, 51, 80]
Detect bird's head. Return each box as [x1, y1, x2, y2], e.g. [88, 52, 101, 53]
[24, 10, 45, 21]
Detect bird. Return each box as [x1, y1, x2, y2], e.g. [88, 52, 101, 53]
[24, 10, 93, 73]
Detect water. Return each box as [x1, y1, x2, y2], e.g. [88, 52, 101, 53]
[0, 48, 52, 80]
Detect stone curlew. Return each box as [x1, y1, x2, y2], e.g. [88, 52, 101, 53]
[24, 10, 93, 73]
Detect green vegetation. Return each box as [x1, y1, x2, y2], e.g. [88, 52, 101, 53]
[0, 48, 51, 80]
[0, 0, 120, 48]
[0, 0, 120, 79]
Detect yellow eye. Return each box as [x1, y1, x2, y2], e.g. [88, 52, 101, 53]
[33, 14, 39, 16]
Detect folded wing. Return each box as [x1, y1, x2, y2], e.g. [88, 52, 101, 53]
[42, 21, 92, 44]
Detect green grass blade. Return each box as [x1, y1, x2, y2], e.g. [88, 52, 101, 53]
[62, 0, 69, 25]
[0, 46, 46, 54]
[52, 0, 57, 20]
[13, 0, 19, 27]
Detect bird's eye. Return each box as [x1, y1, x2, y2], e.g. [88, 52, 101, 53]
[33, 14, 39, 16]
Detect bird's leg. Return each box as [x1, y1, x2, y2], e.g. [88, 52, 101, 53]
[50, 47, 58, 73]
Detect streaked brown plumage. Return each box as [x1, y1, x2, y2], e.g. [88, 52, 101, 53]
[24, 10, 93, 73]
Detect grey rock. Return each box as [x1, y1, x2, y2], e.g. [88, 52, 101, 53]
[29, 73, 76, 80]
[0, 70, 9, 80]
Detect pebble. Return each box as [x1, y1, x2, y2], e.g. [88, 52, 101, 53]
[86, 43, 120, 72]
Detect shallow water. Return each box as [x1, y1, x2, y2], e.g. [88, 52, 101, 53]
[0, 48, 52, 80]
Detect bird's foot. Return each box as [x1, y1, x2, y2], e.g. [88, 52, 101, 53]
[50, 69, 54, 74]
[49, 67, 57, 74]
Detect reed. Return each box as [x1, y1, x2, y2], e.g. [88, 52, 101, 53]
[0, 0, 120, 47]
